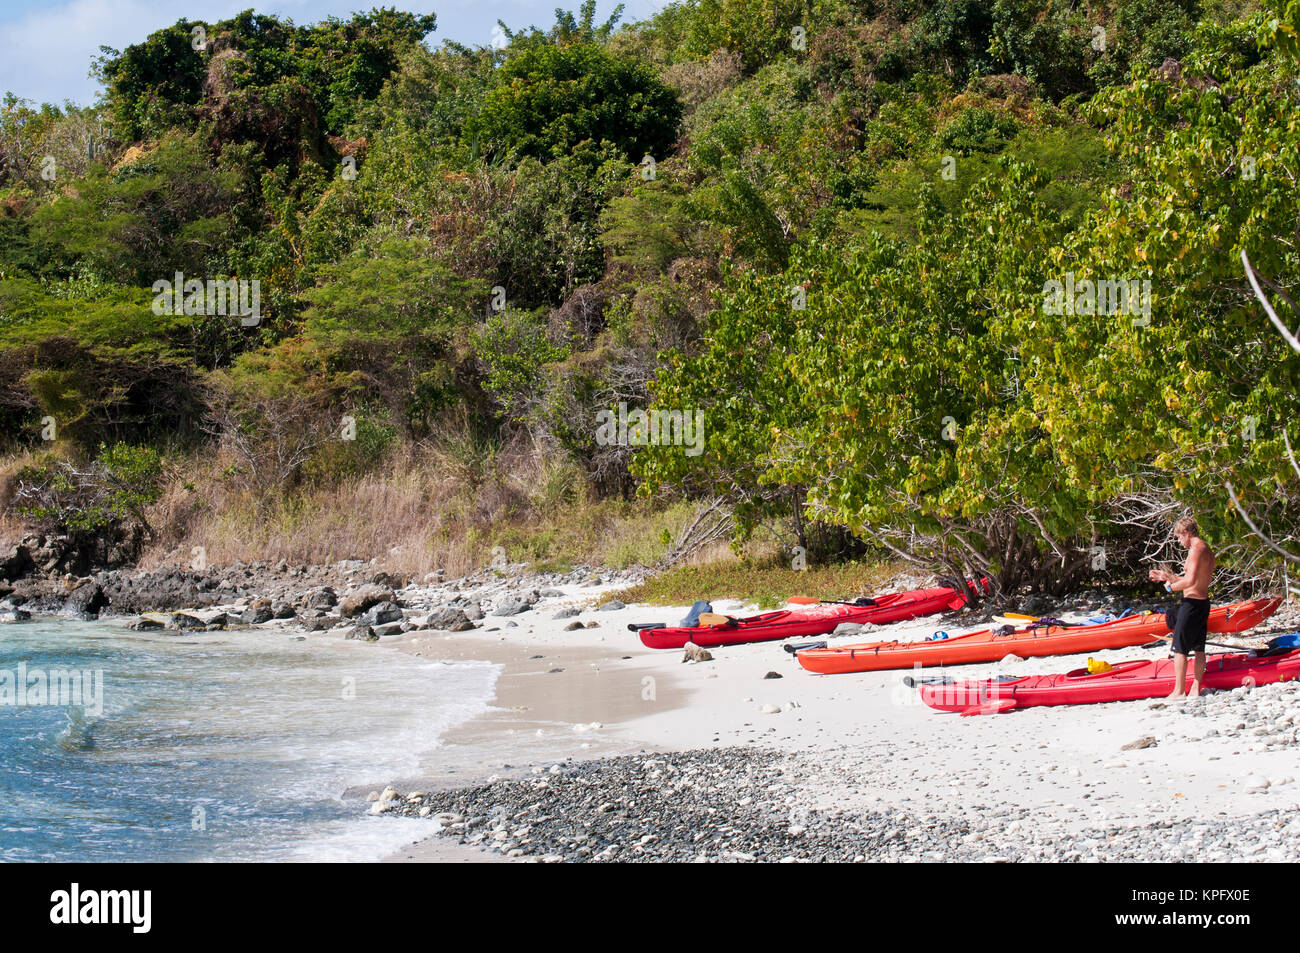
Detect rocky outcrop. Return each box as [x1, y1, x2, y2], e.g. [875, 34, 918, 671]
[0, 544, 33, 582]
[99, 568, 230, 613]
[340, 585, 395, 618]
[0, 558, 657, 635]
[62, 582, 108, 619]
[242, 598, 274, 625]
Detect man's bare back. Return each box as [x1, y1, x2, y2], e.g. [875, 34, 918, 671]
[1174, 538, 1214, 599]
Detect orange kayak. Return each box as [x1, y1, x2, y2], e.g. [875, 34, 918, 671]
[795, 597, 1281, 674]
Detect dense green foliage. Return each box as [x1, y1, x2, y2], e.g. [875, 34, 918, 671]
[2, 1, 1298, 589]
[471, 42, 682, 164]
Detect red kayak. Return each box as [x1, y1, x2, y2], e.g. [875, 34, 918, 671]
[636, 585, 975, 649]
[920, 648, 1300, 715]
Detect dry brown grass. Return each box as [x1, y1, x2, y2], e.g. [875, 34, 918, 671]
[139, 440, 494, 575]
[129, 436, 702, 577]
[0, 431, 749, 578]
[0, 447, 43, 548]
[610, 557, 906, 608]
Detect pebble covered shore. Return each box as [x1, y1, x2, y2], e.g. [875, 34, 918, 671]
[376, 736, 1300, 863]
[0, 554, 652, 630]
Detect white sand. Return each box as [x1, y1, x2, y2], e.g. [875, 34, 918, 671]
[379, 584, 1300, 861]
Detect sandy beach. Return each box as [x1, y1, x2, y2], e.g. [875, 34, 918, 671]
[370, 580, 1300, 862]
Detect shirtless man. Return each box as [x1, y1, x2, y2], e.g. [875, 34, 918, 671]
[1148, 516, 1216, 698]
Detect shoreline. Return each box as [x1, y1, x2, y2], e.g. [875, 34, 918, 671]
[375, 592, 697, 861]
[4, 560, 1298, 862]
[366, 587, 1300, 863]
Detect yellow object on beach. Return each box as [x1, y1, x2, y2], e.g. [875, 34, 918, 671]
[1087, 658, 1114, 674]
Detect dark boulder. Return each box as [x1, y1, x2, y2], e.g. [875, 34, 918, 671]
[0, 545, 33, 582]
[306, 587, 337, 610]
[427, 607, 474, 631]
[344, 625, 378, 642]
[339, 585, 395, 618]
[62, 582, 107, 618]
[242, 599, 274, 625]
[363, 601, 404, 626]
[168, 612, 209, 631]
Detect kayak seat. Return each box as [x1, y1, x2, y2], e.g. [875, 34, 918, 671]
[1266, 633, 1300, 650]
[1249, 645, 1296, 658]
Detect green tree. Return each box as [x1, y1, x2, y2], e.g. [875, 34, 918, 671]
[30, 131, 237, 285]
[474, 308, 571, 421]
[498, 1, 627, 47]
[300, 234, 487, 432]
[470, 42, 682, 164]
[1018, 5, 1300, 567]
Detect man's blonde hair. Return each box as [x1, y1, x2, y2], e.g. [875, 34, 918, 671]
[1174, 516, 1198, 537]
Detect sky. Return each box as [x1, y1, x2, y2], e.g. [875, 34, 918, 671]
[0, 0, 668, 108]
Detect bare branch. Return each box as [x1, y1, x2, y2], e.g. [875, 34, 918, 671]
[1242, 248, 1300, 354]
[1225, 481, 1300, 564]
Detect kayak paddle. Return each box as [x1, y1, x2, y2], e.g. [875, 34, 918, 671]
[784, 640, 828, 654]
[903, 674, 954, 687]
[1147, 631, 1255, 651]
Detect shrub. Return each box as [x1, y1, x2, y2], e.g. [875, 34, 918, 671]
[10, 443, 163, 566]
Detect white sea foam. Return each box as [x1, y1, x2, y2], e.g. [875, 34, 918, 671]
[0, 620, 500, 862]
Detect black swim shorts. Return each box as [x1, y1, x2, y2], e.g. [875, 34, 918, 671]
[1170, 598, 1211, 655]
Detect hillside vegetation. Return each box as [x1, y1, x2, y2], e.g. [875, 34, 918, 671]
[1, 1, 1298, 596]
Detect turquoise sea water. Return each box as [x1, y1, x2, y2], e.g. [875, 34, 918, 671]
[0, 620, 498, 862]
